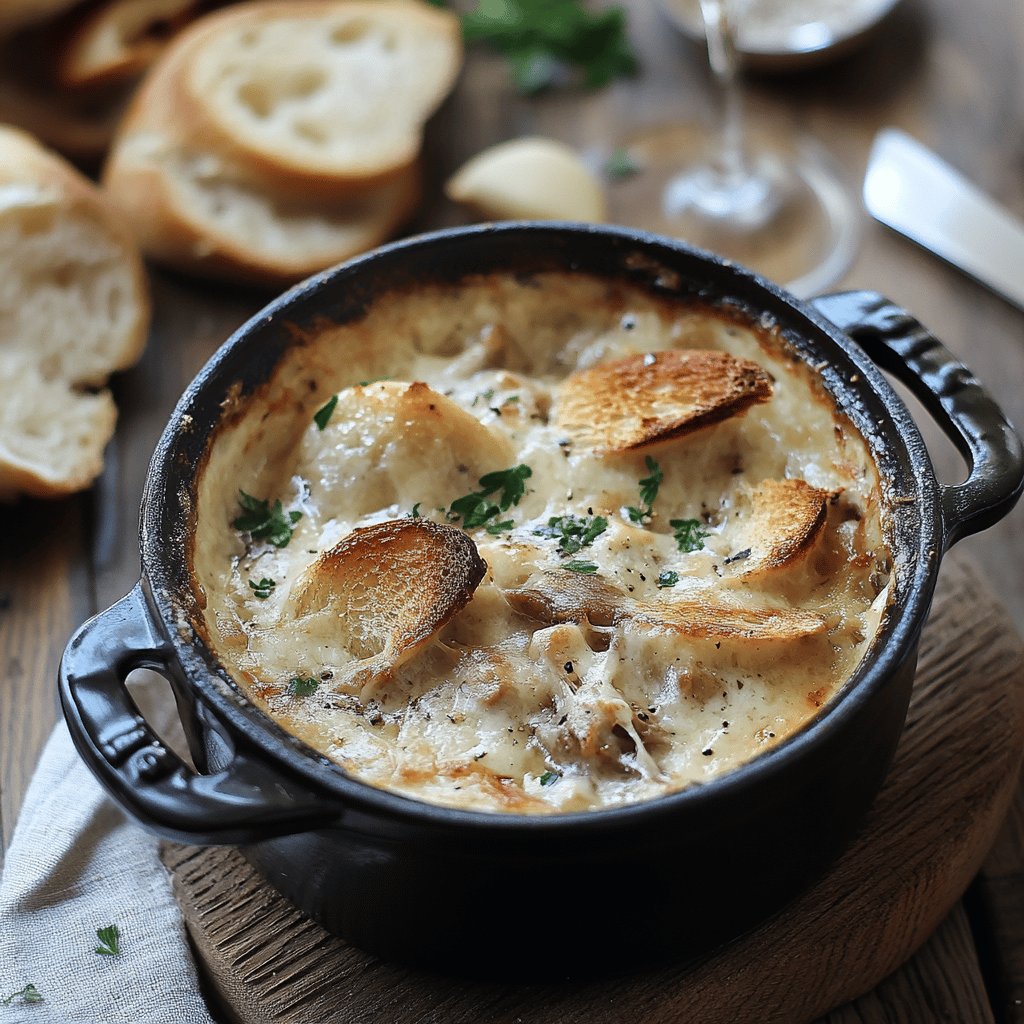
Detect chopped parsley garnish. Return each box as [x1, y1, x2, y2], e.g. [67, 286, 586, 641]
[670, 518, 709, 553]
[563, 560, 598, 574]
[656, 570, 680, 588]
[313, 394, 338, 430]
[604, 146, 641, 179]
[460, 0, 638, 94]
[539, 770, 560, 786]
[1, 984, 43, 1005]
[533, 514, 607, 555]
[95, 924, 120, 956]
[248, 577, 276, 599]
[356, 375, 391, 387]
[448, 464, 532, 530]
[288, 676, 320, 697]
[485, 519, 515, 535]
[233, 491, 302, 548]
[409, 502, 422, 518]
[627, 456, 663, 523]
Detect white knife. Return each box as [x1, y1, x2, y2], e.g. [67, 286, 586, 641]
[863, 128, 1024, 312]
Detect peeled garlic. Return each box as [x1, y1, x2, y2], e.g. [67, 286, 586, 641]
[446, 137, 607, 223]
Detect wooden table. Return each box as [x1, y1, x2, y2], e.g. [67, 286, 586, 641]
[1, 0, 1021, 1019]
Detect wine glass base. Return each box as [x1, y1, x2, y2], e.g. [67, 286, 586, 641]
[608, 122, 859, 298]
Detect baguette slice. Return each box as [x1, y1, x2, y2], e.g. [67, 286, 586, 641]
[174, 0, 462, 188]
[57, 0, 201, 89]
[104, 126, 421, 287]
[0, 125, 149, 499]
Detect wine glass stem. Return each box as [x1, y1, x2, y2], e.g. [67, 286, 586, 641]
[699, 0, 748, 185]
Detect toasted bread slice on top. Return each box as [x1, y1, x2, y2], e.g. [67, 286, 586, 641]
[292, 519, 487, 690]
[177, 0, 462, 188]
[0, 125, 149, 500]
[555, 349, 773, 453]
[727, 478, 830, 576]
[633, 600, 827, 642]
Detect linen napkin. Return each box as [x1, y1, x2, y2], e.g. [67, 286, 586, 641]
[0, 674, 216, 1024]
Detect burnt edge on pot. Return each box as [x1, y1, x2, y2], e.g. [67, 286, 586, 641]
[141, 222, 939, 830]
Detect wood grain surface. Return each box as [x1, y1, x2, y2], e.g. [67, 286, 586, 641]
[160, 556, 1024, 1024]
[0, 0, 1022, 1019]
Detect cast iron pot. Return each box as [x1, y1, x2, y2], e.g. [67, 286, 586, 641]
[59, 224, 1024, 977]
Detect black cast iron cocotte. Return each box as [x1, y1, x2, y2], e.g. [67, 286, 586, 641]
[59, 223, 1024, 976]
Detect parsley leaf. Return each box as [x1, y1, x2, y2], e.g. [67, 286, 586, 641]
[248, 577, 275, 599]
[233, 491, 302, 548]
[288, 676, 320, 697]
[448, 465, 532, 530]
[563, 559, 598, 574]
[409, 502, 422, 518]
[604, 146, 641, 179]
[95, 924, 120, 956]
[461, 0, 638, 94]
[485, 519, 515, 535]
[670, 518, 709, 553]
[627, 456, 663, 522]
[313, 394, 338, 430]
[656, 570, 680, 588]
[539, 770, 560, 786]
[1, 984, 43, 1005]
[533, 514, 607, 555]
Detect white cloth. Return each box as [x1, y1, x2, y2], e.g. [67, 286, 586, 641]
[0, 677, 216, 1024]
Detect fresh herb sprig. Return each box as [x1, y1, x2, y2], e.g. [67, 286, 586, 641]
[670, 518, 709, 553]
[313, 395, 338, 430]
[288, 677, 320, 698]
[563, 559, 598, 574]
[95, 924, 120, 956]
[457, 0, 638, 94]
[656, 570, 680, 588]
[533, 514, 607, 555]
[1, 984, 43, 1005]
[248, 577, 275, 599]
[448, 465, 532, 530]
[626, 456, 662, 523]
[233, 491, 302, 548]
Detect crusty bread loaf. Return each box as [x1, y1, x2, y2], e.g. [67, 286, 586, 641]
[170, 0, 462, 188]
[0, 125, 149, 500]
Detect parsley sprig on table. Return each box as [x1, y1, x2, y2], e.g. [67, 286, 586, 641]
[626, 456, 662, 523]
[1, 984, 43, 1005]
[448, 465, 532, 530]
[433, 0, 638, 94]
[533, 513, 607, 555]
[95, 924, 120, 956]
[233, 491, 302, 548]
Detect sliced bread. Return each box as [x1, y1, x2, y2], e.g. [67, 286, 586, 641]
[0, 125, 149, 499]
[172, 0, 462, 188]
[104, 126, 421, 287]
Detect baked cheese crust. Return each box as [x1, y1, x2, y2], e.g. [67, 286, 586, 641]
[191, 272, 892, 813]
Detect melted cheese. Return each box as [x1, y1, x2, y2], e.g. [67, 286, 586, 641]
[191, 273, 892, 814]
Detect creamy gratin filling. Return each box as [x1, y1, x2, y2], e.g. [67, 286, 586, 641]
[191, 273, 891, 813]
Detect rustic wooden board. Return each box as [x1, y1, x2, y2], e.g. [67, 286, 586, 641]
[161, 553, 1024, 1024]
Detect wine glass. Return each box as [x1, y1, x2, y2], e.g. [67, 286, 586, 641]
[609, 0, 857, 298]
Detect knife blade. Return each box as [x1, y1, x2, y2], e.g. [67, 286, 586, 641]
[863, 128, 1024, 312]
